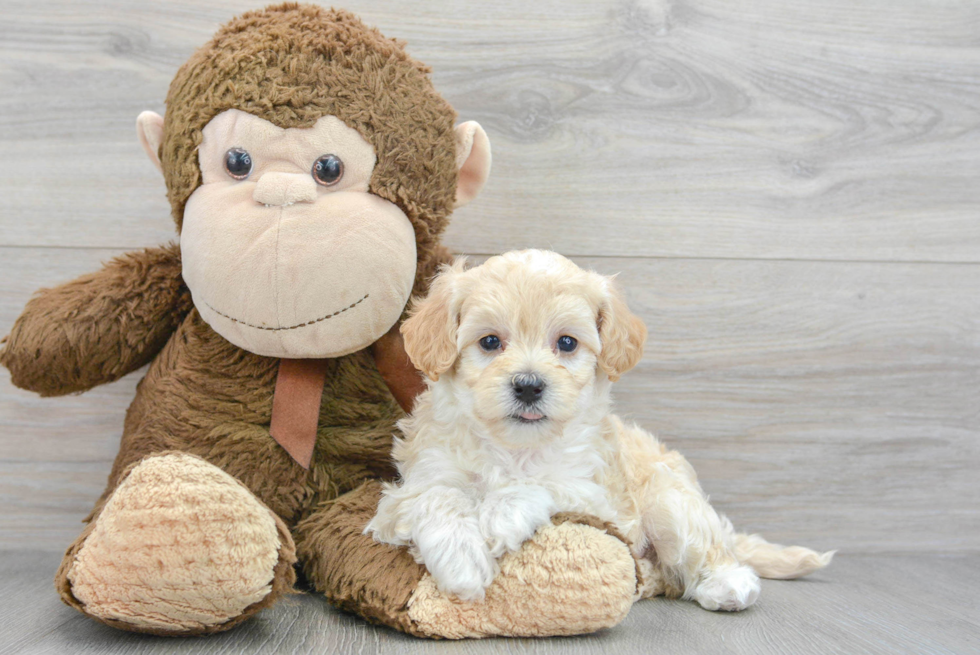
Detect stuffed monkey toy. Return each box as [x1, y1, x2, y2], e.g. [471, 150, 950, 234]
[0, 4, 641, 638]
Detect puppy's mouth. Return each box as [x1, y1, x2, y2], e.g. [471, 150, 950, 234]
[511, 411, 547, 424]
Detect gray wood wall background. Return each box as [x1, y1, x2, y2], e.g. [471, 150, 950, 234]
[0, 0, 977, 556]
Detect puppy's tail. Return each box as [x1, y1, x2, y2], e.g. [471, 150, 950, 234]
[734, 532, 835, 580]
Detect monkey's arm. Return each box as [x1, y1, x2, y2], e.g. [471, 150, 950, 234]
[0, 243, 192, 396]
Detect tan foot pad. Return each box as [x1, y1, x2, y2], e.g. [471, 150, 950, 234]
[407, 520, 637, 638]
[67, 453, 283, 632]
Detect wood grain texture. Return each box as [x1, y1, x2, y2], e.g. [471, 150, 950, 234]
[1, 248, 977, 552]
[1, 550, 977, 654]
[0, 0, 978, 260]
[0, 0, 978, 556]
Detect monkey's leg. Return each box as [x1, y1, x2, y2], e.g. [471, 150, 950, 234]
[294, 481, 639, 638]
[56, 451, 296, 635]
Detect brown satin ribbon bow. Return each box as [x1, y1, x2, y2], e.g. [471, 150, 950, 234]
[269, 328, 424, 469]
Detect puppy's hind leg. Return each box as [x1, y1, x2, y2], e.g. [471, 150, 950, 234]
[642, 478, 760, 611]
[614, 420, 759, 612]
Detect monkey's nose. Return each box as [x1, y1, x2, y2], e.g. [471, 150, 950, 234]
[512, 373, 545, 404]
[253, 172, 318, 206]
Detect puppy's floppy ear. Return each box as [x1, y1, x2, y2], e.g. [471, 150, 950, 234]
[597, 277, 647, 382]
[401, 260, 465, 381]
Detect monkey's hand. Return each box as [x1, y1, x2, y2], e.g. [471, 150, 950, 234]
[0, 243, 191, 396]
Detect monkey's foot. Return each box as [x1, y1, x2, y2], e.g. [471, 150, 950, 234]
[407, 514, 638, 638]
[57, 452, 296, 635]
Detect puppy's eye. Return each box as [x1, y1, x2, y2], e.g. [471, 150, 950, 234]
[224, 148, 252, 180]
[557, 335, 578, 353]
[312, 154, 344, 186]
[479, 335, 501, 351]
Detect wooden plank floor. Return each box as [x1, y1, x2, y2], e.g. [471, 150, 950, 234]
[1, 551, 977, 655]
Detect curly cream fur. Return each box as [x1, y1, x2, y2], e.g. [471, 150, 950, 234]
[369, 250, 834, 610]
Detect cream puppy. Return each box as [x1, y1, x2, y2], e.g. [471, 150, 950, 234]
[366, 250, 833, 610]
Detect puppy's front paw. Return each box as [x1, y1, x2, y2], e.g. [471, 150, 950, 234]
[416, 523, 496, 602]
[694, 565, 761, 611]
[435, 546, 496, 602]
[479, 485, 555, 557]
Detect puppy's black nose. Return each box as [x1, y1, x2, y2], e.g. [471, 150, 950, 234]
[512, 374, 545, 404]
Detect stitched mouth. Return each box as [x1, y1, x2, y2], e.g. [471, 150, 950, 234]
[204, 293, 369, 331]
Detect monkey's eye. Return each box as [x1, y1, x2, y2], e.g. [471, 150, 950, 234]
[312, 154, 344, 186]
[479, 335, 501, 352]
[556, 335, 578, 353]
[223, 148, 252, 180]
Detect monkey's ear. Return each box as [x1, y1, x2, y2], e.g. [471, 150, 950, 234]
[136, 111, 165, 174]
[400, 260, 465, 381]
[454, 121, 491, 209]
[597, 277, 648, 382]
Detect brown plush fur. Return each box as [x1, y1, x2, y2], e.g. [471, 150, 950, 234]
[294, 481, 429, 636]
[162, 3, 459, 290]
[1, 243, 191, 397]
[1, 4, 640, 637]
